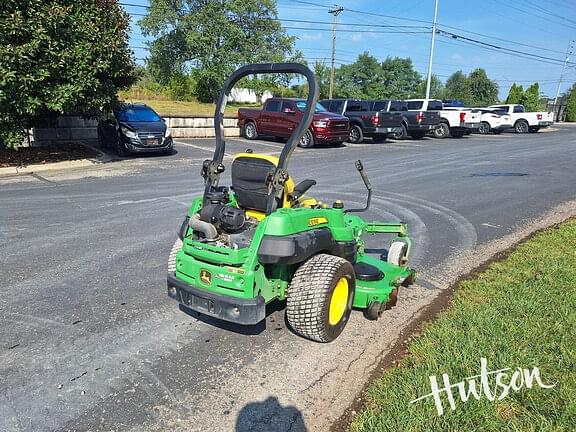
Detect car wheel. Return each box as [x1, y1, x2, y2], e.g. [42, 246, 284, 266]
[115, 138, 127, 157]
[298, 129, 315, 148]
[433, 122, 449, 139]
[348, 124, 364, 144]
[244, 122, 258, 140]
[478, 121, 491, 134]
[514, 119, 529, 134]
[392, 123, 408, 140]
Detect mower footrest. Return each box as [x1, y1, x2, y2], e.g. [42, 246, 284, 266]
[167, 273, 266, 325]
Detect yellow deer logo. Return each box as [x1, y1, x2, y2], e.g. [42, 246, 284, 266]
[199, 269, 212, 285]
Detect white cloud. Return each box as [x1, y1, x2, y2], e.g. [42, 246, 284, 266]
[351, 33, 363, 42]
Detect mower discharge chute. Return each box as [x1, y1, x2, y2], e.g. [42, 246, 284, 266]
[167, 63, 416, 342]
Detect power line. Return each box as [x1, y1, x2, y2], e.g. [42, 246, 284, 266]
[437, 29, 576, 66]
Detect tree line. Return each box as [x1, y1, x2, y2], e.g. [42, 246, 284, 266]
[2, 0, 576, 149]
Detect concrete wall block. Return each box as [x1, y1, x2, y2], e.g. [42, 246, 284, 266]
[222, 118, 238, 127]
[70, 127, 98, 140]
[224, 127, 240, 137]
[33, 128, 71, 141]
[193, 118, 208, 128]
[170, 118, 196, 128]
[57, 116, 97, 128]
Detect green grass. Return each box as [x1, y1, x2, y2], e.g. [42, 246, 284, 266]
[349, 219, 576, 431]
[117, 96, 258, 117]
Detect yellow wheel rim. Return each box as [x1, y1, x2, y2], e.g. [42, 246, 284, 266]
[329, 277, 349, 326]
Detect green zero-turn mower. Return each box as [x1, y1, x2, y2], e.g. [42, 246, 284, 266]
[167, 63, 416, 342]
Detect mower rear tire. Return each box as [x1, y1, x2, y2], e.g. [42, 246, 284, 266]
[287, 254, 355, 342]
[168, 238, 182, 273]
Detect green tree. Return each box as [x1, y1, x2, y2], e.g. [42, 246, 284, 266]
[505, 83, 524, 104]
[140, 0, 297, 102]
[522, 82, 543, 111]
[467, 68, 499, 106]
[380, 57, 422, 99]
[0, 0, 137, 148]
[565, 83, 576, 122]
[336, 52, 385, 99]
[418, 74, 445, 99]
[313, 61, 331, 100]
[444, 71, 471, 104]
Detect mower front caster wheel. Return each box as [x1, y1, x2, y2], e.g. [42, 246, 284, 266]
[365, 301, 384, 320]
[287, 254, 355, 343]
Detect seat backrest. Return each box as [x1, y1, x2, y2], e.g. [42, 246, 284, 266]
[231, 153, 294, 218]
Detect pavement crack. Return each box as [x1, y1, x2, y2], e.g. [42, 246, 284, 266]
[70, 371, 87, 382]
[303, 366, 339, 393]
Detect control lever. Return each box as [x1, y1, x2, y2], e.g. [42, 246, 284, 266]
[345, 160, 372, 213]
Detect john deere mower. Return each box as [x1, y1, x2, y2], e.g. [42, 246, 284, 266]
[167, 63, 415, 342]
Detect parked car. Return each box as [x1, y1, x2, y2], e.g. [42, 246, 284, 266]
[237, 98, 349, 148]
[319, 99, 402, 143]
[370, 99, 440, 140]
[487, 104, 554, 133]
[98, 103, 173, 156]
[405, 99, 482, 138]
[474, 108, 513, 134]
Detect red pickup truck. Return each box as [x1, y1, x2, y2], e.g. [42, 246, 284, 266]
[237, 98, 350, 148]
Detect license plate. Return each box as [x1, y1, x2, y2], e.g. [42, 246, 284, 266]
[181, 290, 214, 312]
[144, 138, 159, 146]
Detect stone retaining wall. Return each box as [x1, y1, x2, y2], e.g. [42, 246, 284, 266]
[31, 115, 240, 146]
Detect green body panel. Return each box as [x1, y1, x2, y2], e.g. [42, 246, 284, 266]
[175, 192, 414, 309]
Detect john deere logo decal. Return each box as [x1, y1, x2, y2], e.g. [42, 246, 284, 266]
[308, 217, 328, 227]
[199, 269, 212, 285]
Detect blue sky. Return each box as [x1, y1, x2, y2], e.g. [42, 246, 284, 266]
[122, 0, 576, 100]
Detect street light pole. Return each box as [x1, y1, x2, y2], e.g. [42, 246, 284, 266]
[329, 5, 344, 100]
[425, 0, 439, 100]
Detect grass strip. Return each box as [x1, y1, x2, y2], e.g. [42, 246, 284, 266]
[349, 219, 576, 431]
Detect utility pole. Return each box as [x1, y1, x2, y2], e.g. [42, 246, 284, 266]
[329, 5, 344, 99]
[553, 39, 575, 108]
[425, 0, 439, 100]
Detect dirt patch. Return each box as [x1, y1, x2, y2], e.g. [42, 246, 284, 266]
[0, 142, 100, 168]
[331, 202, 576, 432]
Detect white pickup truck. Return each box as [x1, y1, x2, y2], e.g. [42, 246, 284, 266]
[487, 104, 554, 133]
[405, 99, 481, 138]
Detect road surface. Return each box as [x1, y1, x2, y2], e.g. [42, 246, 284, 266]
[1, 126, 575, 431]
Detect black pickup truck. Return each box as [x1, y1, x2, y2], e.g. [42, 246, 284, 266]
[319, 99, 403, 143]
[371, 100, 440, 139]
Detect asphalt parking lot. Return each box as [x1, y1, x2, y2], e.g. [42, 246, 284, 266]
[1, 125, 576, 432]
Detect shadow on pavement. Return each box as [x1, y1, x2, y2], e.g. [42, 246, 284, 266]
[235, 396, 307, 432]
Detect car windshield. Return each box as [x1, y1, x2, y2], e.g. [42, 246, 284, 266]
[295, 101, 328, 113]
[117, 106, 161, 122]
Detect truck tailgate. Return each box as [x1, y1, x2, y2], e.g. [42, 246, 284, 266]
[420, 111, 440, 125]
[377, 111, 403, 127]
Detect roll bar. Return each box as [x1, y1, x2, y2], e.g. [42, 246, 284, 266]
[203, 63, 319, 214]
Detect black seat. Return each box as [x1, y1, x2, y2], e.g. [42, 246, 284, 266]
[231, 156, 276, 213]
[353, 262, 384, 281]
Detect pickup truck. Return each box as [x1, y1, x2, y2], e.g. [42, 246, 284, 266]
[405, 99, 482, 138]
[237, 98, 349, 148]
[370, 99, 440, 140]
[487, 104, 554, 133]
[319, 99, 403, 143]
